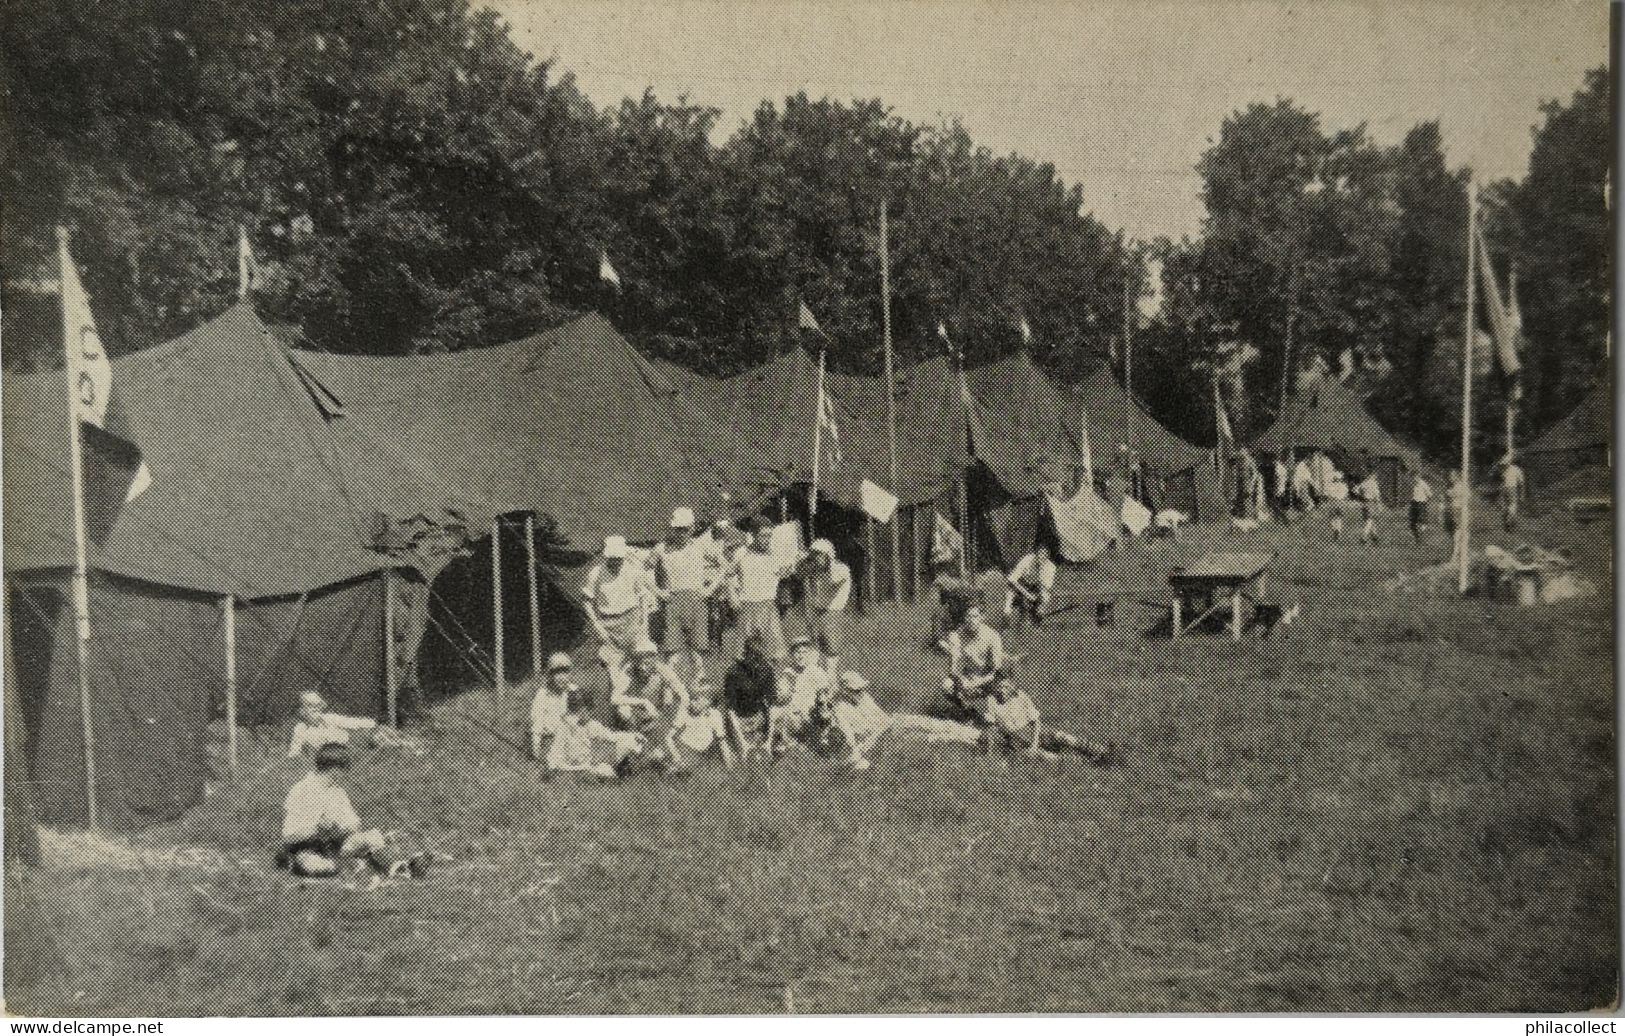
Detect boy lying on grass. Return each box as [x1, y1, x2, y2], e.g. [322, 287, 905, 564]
[545, 686, 646, 780]
[288, 690, 422, 759]
[279, 742, 429, 879]
[977, 675, 1115, 764]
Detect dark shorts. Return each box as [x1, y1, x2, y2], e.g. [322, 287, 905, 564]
[806, 608, 846, 656]
[662, 590, 710, 653]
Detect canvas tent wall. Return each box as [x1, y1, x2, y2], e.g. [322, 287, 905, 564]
[4, 303, 480, 829]
[1525, 381, 1611, 491]
[1250, 375, 1429, 505]
[1073, 367, 1224, 518]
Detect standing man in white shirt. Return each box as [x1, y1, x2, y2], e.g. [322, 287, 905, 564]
[1408, 472, 1434, 542]
[651, 507, 721, 687]
[1499, 457, 1527, 532]
[583, 534, 655, 700]
[727, 517, 797, 661]
[798, 538, 851, 679]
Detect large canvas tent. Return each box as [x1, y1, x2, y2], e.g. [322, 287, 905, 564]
[1525, 380, 1611, 490]
[1250, 375, 1429, 505]
[293, 312, 740, 548]
[1073, 366, 1225, 518]
[5, 303, 481, 829]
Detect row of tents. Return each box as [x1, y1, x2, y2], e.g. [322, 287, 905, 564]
[3, 302, 1524, 830]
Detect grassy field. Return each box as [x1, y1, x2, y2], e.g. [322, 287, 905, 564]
[5, 505, 1616, 1014]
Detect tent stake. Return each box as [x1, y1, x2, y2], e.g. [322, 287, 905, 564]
[525, 515, 542, 676]
[222, 594, 238, 776]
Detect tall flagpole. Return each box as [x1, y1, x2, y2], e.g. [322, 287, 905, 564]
[1459, 173, 1477, 595]
[491, 519, 505, 709]
[880, 202, 903, 602]
[58, 227, 98, 829]
[809, 345, 827, 535]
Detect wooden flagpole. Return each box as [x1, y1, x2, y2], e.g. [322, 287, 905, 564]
[1459, 173, 1477, 595]
[809, 346, 827, 536]
[383, 570, 399, 728]
[58, 227, 98, 830]
[491, 519, 505, 704]
[223, 595, 238, 775]
[524, 515, 542, 675]
[880, 202, 903, 603]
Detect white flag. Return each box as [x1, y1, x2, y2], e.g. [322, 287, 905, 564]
[60, 235, 111, 429]
[859, 478, 898, 523]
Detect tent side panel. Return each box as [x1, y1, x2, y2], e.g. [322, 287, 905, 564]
[236, 577, 384, 726]
[35, 577, 220, 830]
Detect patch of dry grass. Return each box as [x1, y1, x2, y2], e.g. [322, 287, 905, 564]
[5, 508, 1615, 1013]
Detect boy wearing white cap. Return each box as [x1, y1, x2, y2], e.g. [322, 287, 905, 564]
[798, 538, 851, 679]
[529, 652, 577, 761]
[768, 636, 831, 756]
[651, 506, 722, 685]
[583, 534, 655, 699]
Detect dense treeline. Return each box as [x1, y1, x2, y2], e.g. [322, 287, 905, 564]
[2, 0, 1608, 457]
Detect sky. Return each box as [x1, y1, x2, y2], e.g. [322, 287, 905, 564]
[487, 0, 1608, 242]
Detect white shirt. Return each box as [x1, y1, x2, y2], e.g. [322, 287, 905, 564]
[287, 712, 376, 759]
[803, 560, 852, 612]
[778, 664, 831, 715]
[653, 537, 720, 595]
[732, 547, 794, 605]
[1007, 553, 1057, 595]
[282, 771, 361, 843]
[547, 716, 623, 771]
[530, 683, 572, 740]
[1411, 479, 1433, 504]
[671, 706, 727, 755]
[582, 561, 651, 618]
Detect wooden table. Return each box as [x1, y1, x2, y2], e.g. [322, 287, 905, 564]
[1168, 551, 1273, 641]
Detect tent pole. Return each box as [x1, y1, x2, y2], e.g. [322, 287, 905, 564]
[58, 227, 97, 831]
[1459, 173, 1477, 595]
[222, 595, 238, 776]
[880, 202, 903, 604]
[383, 571, 398, 729]
[524, 515, 542, 676]
[492, 519, 505, 705]
[809, 347, 826, 537]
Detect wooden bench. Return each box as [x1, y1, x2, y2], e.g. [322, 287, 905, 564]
[1168, 551, 1274, 641]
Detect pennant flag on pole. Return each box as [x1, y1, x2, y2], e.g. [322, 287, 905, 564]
[931, 510, 964, 564]
[237, 225, 257, 300]
[61, 241, 112, 429]
[1213, 379, 1236, 452]
[817, 382, 841, 472]
[598, 250, 622, 288]
[798, 300, 822, 333]
[1474, 226, 1522, 377]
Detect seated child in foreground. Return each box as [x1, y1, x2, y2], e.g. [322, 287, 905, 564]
[819, 671, 893, 771]
[546, 686, 646, 780]
[720, 633, 778, 759]
[278, 741, 396, 877]
[649, 681, 734, 772]
[529, 651, 577, 761]
[768, 637, 832, 757]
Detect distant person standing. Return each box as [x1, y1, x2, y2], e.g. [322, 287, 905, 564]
[1499, 457, 1527, 531]
[583, 534, 655, 700]
[1005, 544, 1057, 629]
[1408, 473, 1434, 541]
[1354, 471, 1383, 545]
[798, 539, 852, 679]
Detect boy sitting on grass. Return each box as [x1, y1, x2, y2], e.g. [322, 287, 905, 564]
[529, 651, 577, 761]
[546, 686, 646, 780]
[768, 636, 832, 758]
[648, 680, 734, 773]
[279, 742, 398, 878]
[720, 633, 778, 760]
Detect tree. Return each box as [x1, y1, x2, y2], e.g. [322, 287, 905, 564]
[1508, 66, 1611, 432]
